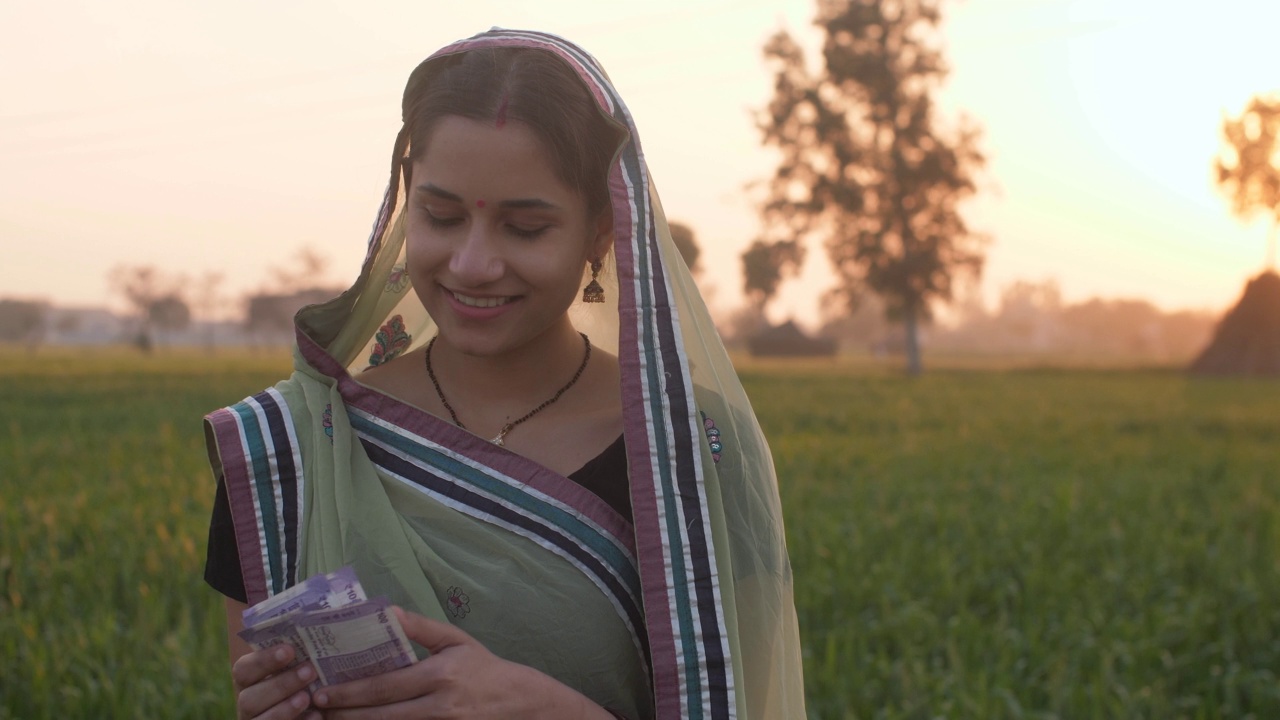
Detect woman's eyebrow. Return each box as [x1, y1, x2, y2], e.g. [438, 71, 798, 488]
[498, 198, 559, 211]
[414, 184, 558, 211]
[416, 183, 462, 202]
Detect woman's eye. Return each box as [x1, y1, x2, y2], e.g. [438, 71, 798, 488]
[507, 224, 550, 239]
[423, 209, 463, 228]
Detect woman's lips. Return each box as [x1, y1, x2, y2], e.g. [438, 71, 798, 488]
[451, 291, 515, 308]
[442, 287, 519, 320]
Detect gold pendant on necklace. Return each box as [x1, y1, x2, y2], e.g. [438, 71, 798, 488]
[490, 423, 514, 446]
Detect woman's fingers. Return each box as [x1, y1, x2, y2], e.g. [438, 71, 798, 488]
[312, 608, 477, 710]
[312, 662, 426, 710]
[232, 645, 297, 689]
[242, 689, 312, 720]
[236, 664, 315, 718]
[232, 645, 318, 719]
[236, 667, 315, 719]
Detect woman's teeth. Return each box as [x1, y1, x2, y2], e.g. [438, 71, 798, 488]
[452, 291, 512, 308]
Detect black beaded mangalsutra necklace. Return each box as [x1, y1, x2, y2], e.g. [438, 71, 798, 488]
[424, 332, 591, 447]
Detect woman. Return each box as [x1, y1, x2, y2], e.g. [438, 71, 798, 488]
[204, 29, 805, 719]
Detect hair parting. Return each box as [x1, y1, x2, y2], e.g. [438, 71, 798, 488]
[494, 94, 509, 129]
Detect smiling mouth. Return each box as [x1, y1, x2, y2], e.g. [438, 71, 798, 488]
[449, 290, 517, 309]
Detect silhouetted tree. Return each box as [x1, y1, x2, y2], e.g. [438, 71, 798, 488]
[271, 247, 333, 293]
[669, 222, 701, 274]
[110, 266, 170, 352]
[999, 279, 1063, 343]
[192, 271, 226, 352]
[819, 291, 892, 353]
[148, 294, 191, 346]
[757, 0, 987, 374]
[929, 282, 1215, 362]
[1215, 94, 1280, 269]
[741, 239, 804, 314]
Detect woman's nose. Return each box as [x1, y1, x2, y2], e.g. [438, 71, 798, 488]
[449, 223, 503, 284]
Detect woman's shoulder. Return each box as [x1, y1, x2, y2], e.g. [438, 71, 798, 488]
[353, 346, 436, 410]
[202, 371, 326, 493]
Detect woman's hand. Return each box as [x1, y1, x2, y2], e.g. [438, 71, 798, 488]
[231, 643, 322, 720]
[312, 607, 614, 720]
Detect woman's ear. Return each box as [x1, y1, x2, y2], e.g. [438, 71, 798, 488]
[590, 210, 615, 260]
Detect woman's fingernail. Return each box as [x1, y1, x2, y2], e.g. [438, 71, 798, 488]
[274, 647, 289, 662]
[314, 691, 329, 707]
[297, 664, 313, 681]
[291, 691, 308, 709]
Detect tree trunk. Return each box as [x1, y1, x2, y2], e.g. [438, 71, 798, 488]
[1267, 216, 1278, 270]
[135, 319, 154, 354]
[903, 306, 923, 376]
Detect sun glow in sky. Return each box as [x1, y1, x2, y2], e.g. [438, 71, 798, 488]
[1, 0, 1277, 323]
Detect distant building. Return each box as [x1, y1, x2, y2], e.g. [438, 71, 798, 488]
[244, 288, 344, 346]
[45, 307, 129, 345]
[35, 307, 252, 348]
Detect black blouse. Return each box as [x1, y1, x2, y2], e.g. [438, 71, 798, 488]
[204, 434, 630, 603]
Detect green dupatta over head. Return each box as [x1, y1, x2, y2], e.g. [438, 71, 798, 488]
[205, 28, 805, 719]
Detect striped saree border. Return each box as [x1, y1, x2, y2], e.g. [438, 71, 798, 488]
[203, 388, 305, 604]
[616, 155, 733, 720]
[425, 29, 737, 720]
[298, 330, 637, 549]
[348, 407, 649, 671]
[296, 329, 651, 670]
[349, 408, 641, 582]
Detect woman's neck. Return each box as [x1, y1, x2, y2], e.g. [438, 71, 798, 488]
[429, 320, 588, 415]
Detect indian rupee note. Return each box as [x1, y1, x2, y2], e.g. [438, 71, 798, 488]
[242, 566, 367, 629]
[294, 597, 417, 686]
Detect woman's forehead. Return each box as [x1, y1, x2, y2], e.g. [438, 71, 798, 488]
[411, 116, 578, 207]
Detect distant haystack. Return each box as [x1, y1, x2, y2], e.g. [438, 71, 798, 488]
[1190, 271, 1280, 376]
[748, 320, 837, 358]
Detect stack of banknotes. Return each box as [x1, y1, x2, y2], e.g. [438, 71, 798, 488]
[238, 566, 418, 686]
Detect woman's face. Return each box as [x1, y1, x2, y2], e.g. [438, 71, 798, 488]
[405, 115, 610, 359]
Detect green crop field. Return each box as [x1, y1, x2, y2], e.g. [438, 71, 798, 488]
[1, 350, 1277, 719]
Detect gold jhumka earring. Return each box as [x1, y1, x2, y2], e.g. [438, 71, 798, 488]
[582, 259, 605, 303]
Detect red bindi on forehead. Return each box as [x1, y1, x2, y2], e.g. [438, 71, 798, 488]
[476, 200, 486, 208]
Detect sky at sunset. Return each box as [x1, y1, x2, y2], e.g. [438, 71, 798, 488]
[2, 0, 1277, 325]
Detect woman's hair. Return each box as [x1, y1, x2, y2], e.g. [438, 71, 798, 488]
[394, 47, 628, 221]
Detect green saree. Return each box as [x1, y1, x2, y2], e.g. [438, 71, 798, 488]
[205, 28, 806, 719]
